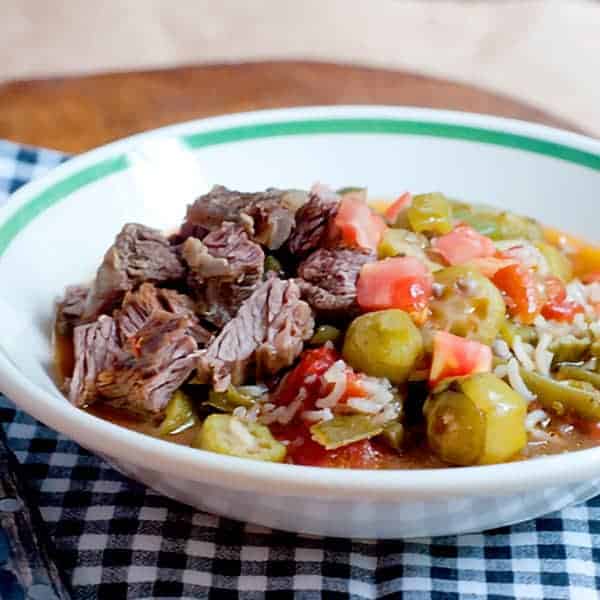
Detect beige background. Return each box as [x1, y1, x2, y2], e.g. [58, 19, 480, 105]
[2, 0, 600, 136]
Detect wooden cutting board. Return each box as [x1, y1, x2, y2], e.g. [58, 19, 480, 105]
[0, 61, 578, 154]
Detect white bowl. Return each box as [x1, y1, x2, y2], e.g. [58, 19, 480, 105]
[1, 106, 600, 539]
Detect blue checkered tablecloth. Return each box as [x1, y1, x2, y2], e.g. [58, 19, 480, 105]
[1, 139, 600, 599]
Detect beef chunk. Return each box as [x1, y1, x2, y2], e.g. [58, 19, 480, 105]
[296, 248, 375, 317]
[182, 223, 264, 328]
[56, 285, 89, 336]
[96, 311, 199, 413]
[117, 283, 212, 346]
[181, 185, 308, 250]
[68, 316, 126, 407]
[287, 184, 340, 255]
[196, 277, 314, 391]
[81, 224, 185, 323]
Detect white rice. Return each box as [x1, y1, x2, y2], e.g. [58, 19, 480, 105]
[512, 335, 536, 372]
[259, 397, 303, 426]
[566, 279, 587, 305]
[525, 409, 550, 432]
[432, 282, 445, 298]
[534, 332, 554, 376]
[585, 281, 600, 304]
[492, 339, 512, 361]
[507, 358, 536, 402]
[495, 242, 549, 275]
[493, 364, 508, 379]
[346, 397, 381, 414]
[301, 408, 334, 423]
[315, 360, 347, 408]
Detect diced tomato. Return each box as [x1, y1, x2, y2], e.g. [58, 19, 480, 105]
[384, 192, 412, 223]
[570, 416, 600, 440]
[463, 256, 518, 278]
[272, 422, 330, 465]
[318, 439, 384, 468]
[273, 346, 338, 409]
[273, 423, 385, 468]
[429, 331, 492, 387]
[432, 225, 496, 266]
[540, 276, 584, 323]
[492, 263, 543, 324]
[343, 371, 369, 400]
[357, 256, 433, 313]
[332, 194, 387, 252]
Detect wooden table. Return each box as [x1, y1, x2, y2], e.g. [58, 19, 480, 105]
[0, 61, 576, 153]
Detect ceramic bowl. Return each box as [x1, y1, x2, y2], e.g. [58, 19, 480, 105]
[1, 106, 600, 538]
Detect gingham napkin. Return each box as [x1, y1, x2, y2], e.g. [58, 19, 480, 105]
[1, 140, 599, 600]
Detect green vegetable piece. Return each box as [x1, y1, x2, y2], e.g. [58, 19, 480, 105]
[550, 336, 590, 364]
[494, 211, 543, 242]
[458, 373, 527, 464]
[448, 201, 543, 241]
[535, 241, 573, 282]
[428, 266, 506, 344]
[500, 321, 537, 346]
[310, 415, 384, 450]
[205, 386, 260, 413]
[520, 369, 600, 421]
[337, 186, 366, 196]
[342, 309, 424, 384]
[159, 390, 197, 435]
[264, 255, 283, 274]
[408, 193, 453, 235]
[378, 228, 443, 271]
[194, 414, 286, 462]
[309, 325, 342, 346]
[556, 365, 600, 389]
[381, 421, 404, 451]
[425, 390, 486, 466]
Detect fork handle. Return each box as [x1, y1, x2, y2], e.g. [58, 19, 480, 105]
[0, 426, 71, 599]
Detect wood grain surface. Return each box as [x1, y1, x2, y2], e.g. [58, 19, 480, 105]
[0, 61, 578, 153]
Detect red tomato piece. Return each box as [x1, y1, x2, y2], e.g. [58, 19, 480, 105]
[356, 256, 433, 313]
[571, 417, 600, 441]
[432, 225, 496, 266]
[429, 331, 492, 387]
[273, 346, 338, 409]
[343, 371, 369, 400]
[541, 277, 584, 323]
[384, 192, 412, 223]
[272, 422, 330, 466]
[492, 263, 543, 324]
[273, 424, 385, 468]
[332, 194, 387, 252]
[318, 439, 384, 469]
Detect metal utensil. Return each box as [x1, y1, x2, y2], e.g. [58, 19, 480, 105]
[0, 425, 71, 599]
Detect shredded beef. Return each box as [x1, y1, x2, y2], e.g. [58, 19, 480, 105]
[68, 316, 126, 407]
[81, 224, 184, 323]
[196, 277, 314, 391]
[296, 248, 374, 317]
[96, 311, 199, 413]
[117, 283, 212, 346]
[181, 185, 308, 250]
[56, 285, 89, 336]
[182, 223, 264, 328]
[287, 184, 340, 255]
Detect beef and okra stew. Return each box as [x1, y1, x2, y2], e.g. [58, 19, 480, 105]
[54, 185, 600, 468]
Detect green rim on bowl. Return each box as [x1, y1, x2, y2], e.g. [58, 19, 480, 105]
[1, 117, 599, 258]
